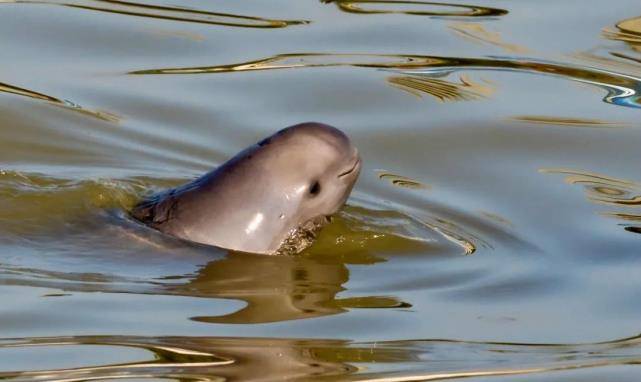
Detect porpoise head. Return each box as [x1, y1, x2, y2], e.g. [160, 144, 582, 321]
[132, 122, 361, 255]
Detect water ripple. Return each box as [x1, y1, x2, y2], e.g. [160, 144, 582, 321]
[1, 172, 464, 323]
[129, 53, 641, 108]
[511, 115, 626, 128]
[0, 81, 118, 122]
[387, 74, 493, 102]
[0, 0, 309, 28]
[604, 15, 641, 45]
[322, 0, 507, 17]
[541, 169, 641, 207]
[377, 171, 429, 189]
[3, 334, 641, 381]
[449, 22, 528, 53]
[541, 169, 641, 236]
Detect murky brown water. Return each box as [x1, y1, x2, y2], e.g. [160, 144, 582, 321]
[1, 0, 641, 380]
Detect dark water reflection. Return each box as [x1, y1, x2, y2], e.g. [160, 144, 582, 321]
[2, 0, 641, 380]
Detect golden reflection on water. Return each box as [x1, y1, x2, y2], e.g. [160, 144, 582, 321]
[449, 23, 528, 54]
[377, 171, 429, 189]
[129, 53, 641, 108]
[0, 238, 413, 324]
[0, 81, 119, 122]
[541, 169, 641, 235]
[602, 213, 641, 222]
[511, 115, 626, 128]
[129, 53, 447, 74]
[5, 334, 641, 381]
[601, 15, 641, 71]
[604, 15, 641, 46]
[0, 0, 308, 28]
[149, 28, 205, 41]
[322, 0, 507, 17]
[541, 169, 641, 207]
[426, 217, 481, 255]
[388, 74, 493, 102]
[177, 251, 411, 324]
[176, 205, 481, 323]
[3, 0, 641, 379]
[572, 51, 641, 77]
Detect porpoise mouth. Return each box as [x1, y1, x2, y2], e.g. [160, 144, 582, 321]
[338, 157, 361, 178]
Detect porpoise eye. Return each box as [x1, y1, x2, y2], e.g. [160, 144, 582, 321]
[309, 181, 321, 196]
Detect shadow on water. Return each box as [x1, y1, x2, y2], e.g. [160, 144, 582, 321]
[0, 0, 309, 28]
[129, 53, 641, 109]
[4, 334, 641, 381]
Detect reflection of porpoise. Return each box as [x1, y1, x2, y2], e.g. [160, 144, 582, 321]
[132, 122, 361, 255]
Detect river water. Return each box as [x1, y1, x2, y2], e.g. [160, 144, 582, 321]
[1, 0, 641, 380]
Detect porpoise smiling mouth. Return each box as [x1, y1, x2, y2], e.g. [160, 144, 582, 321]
[339, 157, 361, 178]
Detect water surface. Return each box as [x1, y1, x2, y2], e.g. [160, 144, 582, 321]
[1, 0, 641, 380]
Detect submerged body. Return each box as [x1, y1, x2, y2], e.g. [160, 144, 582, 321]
[131, 122, 361, 255]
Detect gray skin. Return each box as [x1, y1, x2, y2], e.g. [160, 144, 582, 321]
[131, 122, 361, 255]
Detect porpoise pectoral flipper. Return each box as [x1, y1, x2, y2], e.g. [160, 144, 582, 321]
[131, 122, 361, 255]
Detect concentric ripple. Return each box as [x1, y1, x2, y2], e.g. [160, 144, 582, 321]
[2, 171, 481, 324]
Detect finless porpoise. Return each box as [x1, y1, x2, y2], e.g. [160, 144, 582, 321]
[131, 122, 361, 255]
